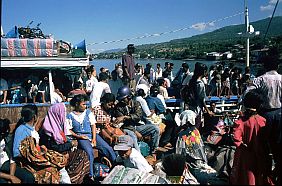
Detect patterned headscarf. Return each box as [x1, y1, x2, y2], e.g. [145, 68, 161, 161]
[42, 103, 67, 144]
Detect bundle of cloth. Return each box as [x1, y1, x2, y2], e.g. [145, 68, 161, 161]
[1, 38, 57, 57]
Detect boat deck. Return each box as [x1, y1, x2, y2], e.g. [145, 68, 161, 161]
[1, 56, 89, 68]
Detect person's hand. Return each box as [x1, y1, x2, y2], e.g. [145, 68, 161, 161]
[113, 116, 125, 124]
[91, 139, 96, 147]
[71, 140, 78, 147]
[10, 175, 21, 184]
[41, 145, 48, 152]
[135, 131, 143, 141]
[208, 110, 215, 117]
[80, 135, 89, 140]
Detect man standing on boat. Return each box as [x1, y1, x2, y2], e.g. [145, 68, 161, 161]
[243, 47, 281, 185]
[122, 44, 136, 92]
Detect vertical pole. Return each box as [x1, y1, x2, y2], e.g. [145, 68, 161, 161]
[48, 70, 54, 104]
[0, 0, 2, 36]
[245, 0, 250, 67]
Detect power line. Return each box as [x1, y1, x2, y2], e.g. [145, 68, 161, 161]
[87, 11, 244, 46]
[264, 0, 280, 40]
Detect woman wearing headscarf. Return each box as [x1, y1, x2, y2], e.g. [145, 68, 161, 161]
[39, 103, 90, 184]
[13, 104, 69, 184]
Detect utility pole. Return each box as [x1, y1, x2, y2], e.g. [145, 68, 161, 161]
[245, 0, 250, 67]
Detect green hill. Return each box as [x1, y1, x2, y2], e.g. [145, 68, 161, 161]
[97, 16, 282, 59]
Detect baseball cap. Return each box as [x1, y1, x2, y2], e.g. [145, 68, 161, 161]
[114, 135, 134, 151]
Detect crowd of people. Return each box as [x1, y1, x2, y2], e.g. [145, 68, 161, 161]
[0, 44, 281, 185]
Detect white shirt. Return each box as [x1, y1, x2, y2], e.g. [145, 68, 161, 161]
[155, 68, 163, 80]
[67, 110, 96, 126]
[0, 139, 9, 167]
[159, 86, 169, 100]
[86, 76, 98, 93]
[116, 148, 153, 173]
[164, 78, 171, 88]
[66, 110, 97, 136]
[51, 91, 63, 104]
[157, 94, 167, 109]
[135, 96, 151, 117]
[89, 81, 111, 108]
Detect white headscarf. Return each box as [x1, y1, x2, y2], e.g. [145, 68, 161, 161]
[179, 110, 197, 126]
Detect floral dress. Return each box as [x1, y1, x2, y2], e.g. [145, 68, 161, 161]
[176, 126, 207, 163]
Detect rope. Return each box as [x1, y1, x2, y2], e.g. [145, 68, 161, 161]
[87, 11, 244, 46]
[263, 0, 280, 40]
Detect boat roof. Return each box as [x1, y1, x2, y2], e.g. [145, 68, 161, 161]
[1, 56, 89, 68]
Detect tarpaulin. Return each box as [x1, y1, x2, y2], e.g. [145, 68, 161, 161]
[1, 38, 57, 57]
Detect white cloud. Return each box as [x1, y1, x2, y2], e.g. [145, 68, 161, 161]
[269, 0, 277, 4]
[260, 4, 274, 11]
[191, 22, 215, 31]
[208, 22, 215, 27]
[191, 23, 207, 31]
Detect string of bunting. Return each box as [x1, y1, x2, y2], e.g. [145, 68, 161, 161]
[87, 11, 244, 46]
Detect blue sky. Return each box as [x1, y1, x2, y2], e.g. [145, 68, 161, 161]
[2, 0, 281, 53]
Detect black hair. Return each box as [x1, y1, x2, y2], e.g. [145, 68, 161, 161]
[73, 81, 82, 89]
[243, 89, 263, 118]
[162, 71, 169, 78]
[260, 55, 279, 71]
[150, 85, 159, 97]
[100, 93, 116, 104]
[127, 44, 135, 52]
[182, 62, 189, 69]
[157, 78, 165, 86]
[137, 88, 146, 97]
[243, 90, 263, 109]
[162, 154, 186, 176]
[189, 62, 207, 93]
[0, 118, 11, 141]
[111, 69, 118, 81]
[144, 68, 150, 75]
[86, 66, 95, 74]
[70, 94, 89, 107]
[99, 72, 109, 81]
[20, 104, 38, 123]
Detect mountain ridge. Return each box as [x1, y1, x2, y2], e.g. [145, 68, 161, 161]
[97, 16, 282, 59]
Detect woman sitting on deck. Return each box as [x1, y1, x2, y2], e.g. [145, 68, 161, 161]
[67, 94, 116, 180]
[39, 102, 90, 184]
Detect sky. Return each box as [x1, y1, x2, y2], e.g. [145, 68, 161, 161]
[2, 0, 281, 54]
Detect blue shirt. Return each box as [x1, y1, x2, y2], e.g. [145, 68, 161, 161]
[13, 123, 34, 158]
[145, 96, 166, 115]
[67, 109, 93, 140]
